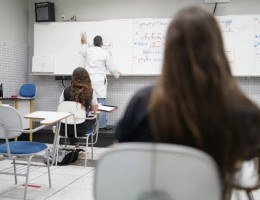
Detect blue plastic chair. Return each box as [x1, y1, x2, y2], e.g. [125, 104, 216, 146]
[19, 84, 36, 98]
[0, 105, 51, 200]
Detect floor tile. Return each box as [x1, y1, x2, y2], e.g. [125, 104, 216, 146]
[84, 170, 95, 177]
[0, 180, 19, 194]
[252, 189, 260, 199]
[0, 171, 46, 183]
[46, 188, 94, 200]
[0, 148, 106, 200]
[50, 165, 93, 176]
[30, 172, 83, 188]
[0, 197, 23, 200]
[1, 186, 59, 200]
[67, 175, 94, 190]
[95, 147, 112, 154]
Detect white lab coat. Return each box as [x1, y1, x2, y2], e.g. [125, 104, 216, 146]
[80, 45, 120, 98]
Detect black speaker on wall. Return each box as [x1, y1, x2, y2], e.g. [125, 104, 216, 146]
[35, 2, 55, 22]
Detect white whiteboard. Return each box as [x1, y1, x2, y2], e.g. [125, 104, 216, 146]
[32, 56, 54, 73]
[34, 20, 134, 75]
[217, 15, 260, 76]
[34, 15, 260, 76]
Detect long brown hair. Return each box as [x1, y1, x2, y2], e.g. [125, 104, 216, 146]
[71, 67, 93, 109]
[149, 6, 260, 198]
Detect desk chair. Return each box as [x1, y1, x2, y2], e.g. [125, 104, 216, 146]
[232, 159, 260, 200]
[0, 105, 51, 200]
[94, 143, 222, 200]
[19, 84, 36, 98]
[56, 101, 99, 167]
[19, 83, 36, 142]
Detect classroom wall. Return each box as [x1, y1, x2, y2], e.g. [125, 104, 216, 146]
[0, 0, 28, 97]
[28, 0, 260, 125]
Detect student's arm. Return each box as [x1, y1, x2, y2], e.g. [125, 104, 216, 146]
[115, 86, 154, 142]
[243, 111, 260, 160]
[228, 94, 260, 160]
[105, 53, 121, 78]
[90, 91, 98, 113]
[115, 96, 137, 142]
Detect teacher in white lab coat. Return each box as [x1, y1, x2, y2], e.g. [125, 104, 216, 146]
[80, 34, 121, 130]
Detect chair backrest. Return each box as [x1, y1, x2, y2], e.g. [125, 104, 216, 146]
[0, 105, 23, 139]
[94, 143, 222, 200]
[19, 83, 36, 97]
[58, 101, 86, 124]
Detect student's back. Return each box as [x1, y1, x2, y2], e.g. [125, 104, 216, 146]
[59, 67, 98, 145]
[115, 7, 260, 199]
[85, 47, 108, 69]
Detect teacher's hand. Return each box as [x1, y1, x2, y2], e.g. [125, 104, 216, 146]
[81, 33, 87, 44]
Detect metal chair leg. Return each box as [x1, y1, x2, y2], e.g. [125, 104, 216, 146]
[246, 191, 254, 200]
[24, 156, 32, 200]
[85, 136, 89, 167]
[64, 137, 68, 147]
[46, 149, 52, 188]
[12, 159, 17, 184]
[55, 135, 61, 166]
[52, 122, 60, 166]
[91, 134, 94, 159]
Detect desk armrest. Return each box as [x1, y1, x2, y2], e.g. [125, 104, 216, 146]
[22, 125, 47, 134]
[75, 116, 97, 120]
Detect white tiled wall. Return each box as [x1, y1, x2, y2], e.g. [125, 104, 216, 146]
[27, 47, 260, 126]
[28, 75, 158, 125]
[106, 76, 159, 125]
[237, 77, 260, 106]
[0, 42, 28, 97]
[0, 44, 259, 126]
[28, 46, 158, 125]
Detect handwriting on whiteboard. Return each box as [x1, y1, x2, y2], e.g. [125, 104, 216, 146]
[217, 18, 234, 33]
[138, 21, 168, 29]
[254, 17, 260, 63]
[133, 19, 170, 68]
[87, 42, 113, 49]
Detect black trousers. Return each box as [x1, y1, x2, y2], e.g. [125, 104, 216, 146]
[59, 119, 96, 145]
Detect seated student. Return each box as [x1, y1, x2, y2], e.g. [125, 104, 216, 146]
[59, 67, 98, 145]
[115, 7, 260, 199]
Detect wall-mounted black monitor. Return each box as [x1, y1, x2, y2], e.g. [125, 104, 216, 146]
[35, 2, 55, 22]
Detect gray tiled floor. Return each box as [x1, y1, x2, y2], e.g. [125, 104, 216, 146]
[0, 147, 105, 200]
[0, 147, 259, 200]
